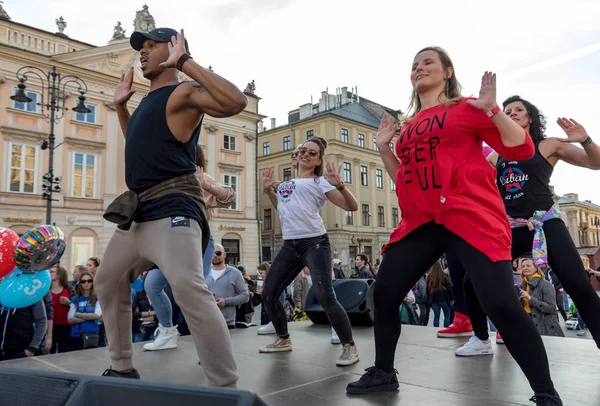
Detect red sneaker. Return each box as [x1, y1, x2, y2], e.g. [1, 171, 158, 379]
[496, 331, 504, 344]
[437, 312, 474, 338]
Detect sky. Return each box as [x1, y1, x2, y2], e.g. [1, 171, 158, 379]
[7, 0, 600, 202]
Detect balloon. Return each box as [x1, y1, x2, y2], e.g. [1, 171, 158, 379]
[14, 225, 66, 272]
[0, 268, 51, 309]
[0, 227, 19, 278]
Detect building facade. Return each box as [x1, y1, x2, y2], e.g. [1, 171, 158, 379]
[257, 87, 402, 273]
[0, 5, 262, 273]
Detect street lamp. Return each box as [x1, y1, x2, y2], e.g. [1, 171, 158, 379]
[10, 66, 90, 224]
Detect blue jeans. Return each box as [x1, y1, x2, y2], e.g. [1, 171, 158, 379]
[431, 302, 451, 328]
[145, 234, 215, 328]
[577, 311, 586, 330]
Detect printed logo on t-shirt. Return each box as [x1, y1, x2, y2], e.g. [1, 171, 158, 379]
[278, 180, 296, 202]
[499, 162, 529, 200]
[171, 216, 190, 227]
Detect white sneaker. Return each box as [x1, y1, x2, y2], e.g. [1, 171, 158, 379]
[143, 325, 179, 351]
[577, 329, 587, 336]
[331, 328, 341, 344]
[455, 336, 493, 357]
[257, 322, 276, 335]
[336, 344, 359, 366]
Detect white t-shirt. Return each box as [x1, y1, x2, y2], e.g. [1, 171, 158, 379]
[211, 268, 226, 281]
[276, 176, 335, 239]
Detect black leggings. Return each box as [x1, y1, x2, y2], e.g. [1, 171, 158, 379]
[262, 234, 353, 344]
[374, 222, 554, 395]
[466, 218, 600, 347]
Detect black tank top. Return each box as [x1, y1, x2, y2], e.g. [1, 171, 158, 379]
[125, 83, 204, 225]
[496, 142, 554, 219]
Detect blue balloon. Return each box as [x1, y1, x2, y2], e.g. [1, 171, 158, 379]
[0, 268, 51, 309]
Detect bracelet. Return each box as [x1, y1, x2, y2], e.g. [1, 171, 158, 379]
[336, 183, 345, 191]
[486, 105, 501, 118]
[263, 187, 274, 194]
[580, 137, 593, 148]
[176, 54, 193, 71]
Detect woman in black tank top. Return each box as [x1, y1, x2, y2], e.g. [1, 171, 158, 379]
[457, 96, 600, 357]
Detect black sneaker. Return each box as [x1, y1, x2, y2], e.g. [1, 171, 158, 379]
[529, 392, 563, 405]
[102, 367, 141, 379]
[346, 366, 399, 394]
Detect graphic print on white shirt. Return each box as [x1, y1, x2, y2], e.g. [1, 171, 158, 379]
[276, 177, 335, 240]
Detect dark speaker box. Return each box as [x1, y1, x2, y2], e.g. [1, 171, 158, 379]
[304, 279, 375, 326]
[0, 368, 267, 406]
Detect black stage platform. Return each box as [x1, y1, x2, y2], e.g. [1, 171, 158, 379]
[2, 322, 598, 405]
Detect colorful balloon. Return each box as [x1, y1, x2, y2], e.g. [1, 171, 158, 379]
[0, 227, 19, 278]
[14, 225, 66, 272]
[0, 268, 51, 309]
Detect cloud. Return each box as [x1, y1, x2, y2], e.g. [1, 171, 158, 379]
[205, 0, 299, 30]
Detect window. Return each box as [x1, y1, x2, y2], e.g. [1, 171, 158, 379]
[283, 168, 292, 181]
[222, 239, 240, 266]
[75, 104, 96, 124]
[360, 166, 368, 186]
[358, 133, 365, 148]
[263, 142, 270, 156]
[8, 143, 37, 193]
[341, 128, 348, 143]
[390, 177, 396, 191]
[264, 209, 272, 230]
[72, 152, 97, 198]
[392, 208, 399, 226]
[306, 129, 314, 140]
[362, 204, 370, 226]
[343, 162, 352, 183]
[13, 90, 39, 113]
[373, 137, 379, 152]
[71, 236, 95, 271]
[223, 174, 239, 210]
[376, 169, 383, 189]
[378, 206, 385, 227]
[345, 210, 354, 225]
[224, 134, 236, 151]
[283, 136, 291, 151]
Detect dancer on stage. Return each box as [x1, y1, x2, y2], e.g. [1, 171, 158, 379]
[260, 137, 360, 366]
[346, 47, 562, 405]
[95, 27, 247, 387]
[143, 146, 235, 351]
[455, 96, 600, 356]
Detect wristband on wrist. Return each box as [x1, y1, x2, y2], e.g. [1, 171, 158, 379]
[176, 54, 193, 71]
[486, 105, 501, 118]
[336, 182, 345, 191]
[580, 136, 593, 148]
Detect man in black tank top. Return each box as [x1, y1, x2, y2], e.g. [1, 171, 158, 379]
[95, 28, 247, 387]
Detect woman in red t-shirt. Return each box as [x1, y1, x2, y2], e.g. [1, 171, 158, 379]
[49, 265, 72, 353]
[346, 47, 561, 405]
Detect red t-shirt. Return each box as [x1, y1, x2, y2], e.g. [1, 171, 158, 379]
[384, 99, 534, 262]
[51, 288, 71, 325]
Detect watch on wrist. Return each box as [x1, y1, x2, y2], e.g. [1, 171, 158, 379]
[486, 105, 501, 118]
[176, 54, 193, 71]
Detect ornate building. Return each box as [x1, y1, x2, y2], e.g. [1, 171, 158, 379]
[257, 87, 402, 272]
[0, 5, 263, 272]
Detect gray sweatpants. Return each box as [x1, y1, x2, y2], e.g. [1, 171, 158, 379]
[95, 217, 238, 387]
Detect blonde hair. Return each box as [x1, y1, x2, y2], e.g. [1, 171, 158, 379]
[404, 46, 464, 124]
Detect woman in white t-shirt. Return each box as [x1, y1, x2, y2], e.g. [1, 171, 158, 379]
[260, 137, 360, 366]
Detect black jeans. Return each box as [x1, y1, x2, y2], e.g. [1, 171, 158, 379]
[50, 324, 72, 353]
[466, 218, 600, 347]
[373, 222, 555, 395]
[262, 234, 353, 344]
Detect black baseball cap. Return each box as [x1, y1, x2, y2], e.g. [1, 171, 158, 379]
[130, 27, 191, 55]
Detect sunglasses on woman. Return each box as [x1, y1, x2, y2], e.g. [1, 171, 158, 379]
[80, 279, 93, 284]
[298, 147, 319, 157]
[291, 151, 299, 158]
